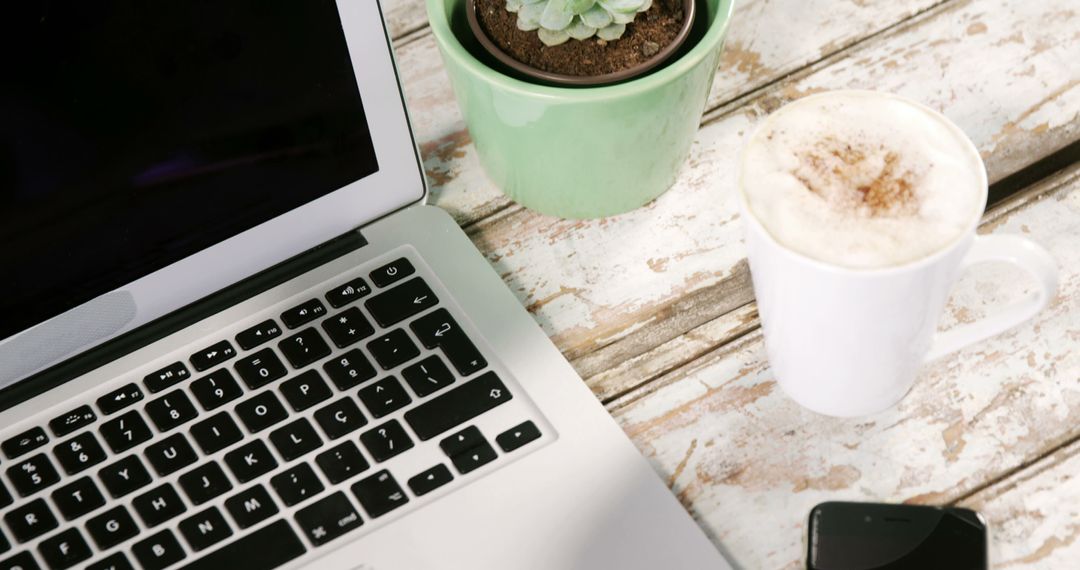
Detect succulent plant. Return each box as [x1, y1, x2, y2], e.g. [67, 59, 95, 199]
[507, 0, 652, 46]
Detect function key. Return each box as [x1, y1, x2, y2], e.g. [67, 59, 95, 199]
[97, 383, 144, 415]
[144, 391, 198, 432]
[278, 328, 332, 369]
[410, 309, 487, 376]
[364, 277, 437, 328]
[4, 498, 58, 542]
[7, 454, 60, 497]
[496, 420, 542, 452]
[369, 258, 415, 288]
[38, 526, 92, 569]
[144, 361, 191, 393]
[351, 470, 408, 518]
[325, 277, 372, 308]
[53, 432, 107, 475]
[234, 348, 287, 389]
[294, 491, 363, 546]
[2, 427, 49, 459]
[235, 319, 282, 351]
[407, 464, 453, 497]
[281, 299, 327, 330]
[49, 405, 97, 438]
[224, 485, 279, 529]
[190, 340, 237, 372]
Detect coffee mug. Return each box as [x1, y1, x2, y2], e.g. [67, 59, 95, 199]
[738, 91, 1059, 417]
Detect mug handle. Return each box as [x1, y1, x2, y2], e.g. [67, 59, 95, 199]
[925, 234, 1059, 362]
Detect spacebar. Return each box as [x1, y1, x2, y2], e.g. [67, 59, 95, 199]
[182, 520, 306, 570]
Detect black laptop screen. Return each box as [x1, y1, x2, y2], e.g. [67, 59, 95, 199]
[0, 1, 379, 342]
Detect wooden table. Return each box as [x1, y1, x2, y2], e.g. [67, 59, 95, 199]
[384, 0, 1080, 567]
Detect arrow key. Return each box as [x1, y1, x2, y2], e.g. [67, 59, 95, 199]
[407, 464, 453, 496]
[449, 440, 497, 475]
[496, 420, 542, 453]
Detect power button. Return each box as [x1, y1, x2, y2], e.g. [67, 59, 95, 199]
[370, 258, 415, 288]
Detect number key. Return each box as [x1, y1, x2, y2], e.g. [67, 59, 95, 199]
[144, 391, 197, 432]
[359, 420, 413, 463]
[190, 369, 243, 411]
[234, 348, 287, 389]
[99, 411, 153, 454]
[7, 454, 60, 497]
[53, 432, 107, 475]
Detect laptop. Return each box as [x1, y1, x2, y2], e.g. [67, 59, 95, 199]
[0, 2, 731, 569]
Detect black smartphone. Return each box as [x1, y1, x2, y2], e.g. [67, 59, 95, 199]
[807, 501, 988, 570]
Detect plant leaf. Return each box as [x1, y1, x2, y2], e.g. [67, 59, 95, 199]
[596, 22, 627, 40]
[566, 17, 598, 39]
[599, 0, 645, 14]
[506, 0, 524, 12]
[517, 2, 544, 30]
[566, 0, 597, 15]
[537, 27, 571, 45]
[637, 0, 653, 12]
[611, 10, 637, 24]
[540, 0, 575, 30]
[580, 4, 613, 28]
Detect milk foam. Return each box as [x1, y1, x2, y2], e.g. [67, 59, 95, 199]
[740, 92, 984, 269]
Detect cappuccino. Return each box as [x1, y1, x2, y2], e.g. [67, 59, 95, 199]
[740, 91, 984, 269]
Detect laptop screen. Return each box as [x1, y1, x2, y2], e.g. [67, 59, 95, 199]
[0, 1, 379, 343]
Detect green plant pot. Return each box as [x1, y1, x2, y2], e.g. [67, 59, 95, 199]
[425, 0, 735, 219]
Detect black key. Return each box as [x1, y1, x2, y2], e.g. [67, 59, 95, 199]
[322, 349, 377, 390]
[439, 426, 486, 457]
[96, 384, 143, 415]
[280, 370, 332, 411]
[179, 462, 233, 505]
[369, 258, 415, 288]
[48, 406, 96, 438]
[86, 506, 139, 550]
[87, 552, 133, 570]
[364, 277, 437, 328]
[315, 442, 369, 484]
[132, 529, 185, 570]
[190, 369, 243, 411]
[99, 411, 152, 453]
[407, 464, 453, 496]
[2, 427, 49, 459]
[5, 499, 58, 542]
[224, 440, 277, 483]
[404, 372, 513, 440]
[497, 420, 542, 452]
[321, 307, 375, 348]
[366, 329, 420, 370]
[270, 463, 324, 507]
[269, 419, 323, 461]
[0, 480, 11, 508]
[98, 456, 152, 498]
[190, 340, 237, 372]
[325, 277, 371, 308]
[178, 507, 233, 552]
[234, 348, 287, 389]
[53, 432, 107, 475]
[450, 440, 497, 474]
[7, 454, 60, 497]
[351, 470, 408, 518]
[281, 299, 328, 329]
[410, 309, 487, 376]
[189, 413, 243, 455]
[132, 483, 186, 527]
[0, 552, 39, 570]
[402, 355, 456, 398]
[357, 376, 412, 418]
[278, 328, 332, 369]
[224, 485, 278, 529]
[180, 520, 304, 570]
[144, 433, 197, 476]
[144, 361, 191, 393]
[235, 391, 288, 433]
[295, 492, 363, 546]
[38, 527, 91, 570]
[313, 398, 367, 440]
[359, 420, 413, 463]
[144, 390, 198, 432]
[51, 477, 105, 521]
[236, 319, 283, 350]
[0, 531, 7, 554]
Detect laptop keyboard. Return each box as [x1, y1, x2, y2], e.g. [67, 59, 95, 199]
[0, 253, 549, 570]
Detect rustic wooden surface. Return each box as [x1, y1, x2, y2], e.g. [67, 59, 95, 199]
[384, 0, 1080, 567]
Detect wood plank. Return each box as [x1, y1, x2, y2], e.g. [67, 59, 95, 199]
[383, 0, 429, 40]
[393, 0, 950, 225]
[461, 0, 1080, 387]
[960, 443, 1080, 567]
[609, 165, 1080, 568]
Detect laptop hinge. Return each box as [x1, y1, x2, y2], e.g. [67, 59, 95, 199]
[0, 230, 368, 412]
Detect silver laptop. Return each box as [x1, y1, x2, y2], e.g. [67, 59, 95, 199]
[0, 2, 730, 569]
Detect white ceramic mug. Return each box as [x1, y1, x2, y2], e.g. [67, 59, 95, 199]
[738, 92, 1059, 417]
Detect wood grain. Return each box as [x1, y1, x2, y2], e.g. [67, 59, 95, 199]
[609, 165, 1080, 568]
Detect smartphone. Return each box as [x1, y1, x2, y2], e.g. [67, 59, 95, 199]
[807, 501, 988, 570]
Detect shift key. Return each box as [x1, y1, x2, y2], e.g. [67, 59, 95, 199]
[404, 372, 512, 440]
